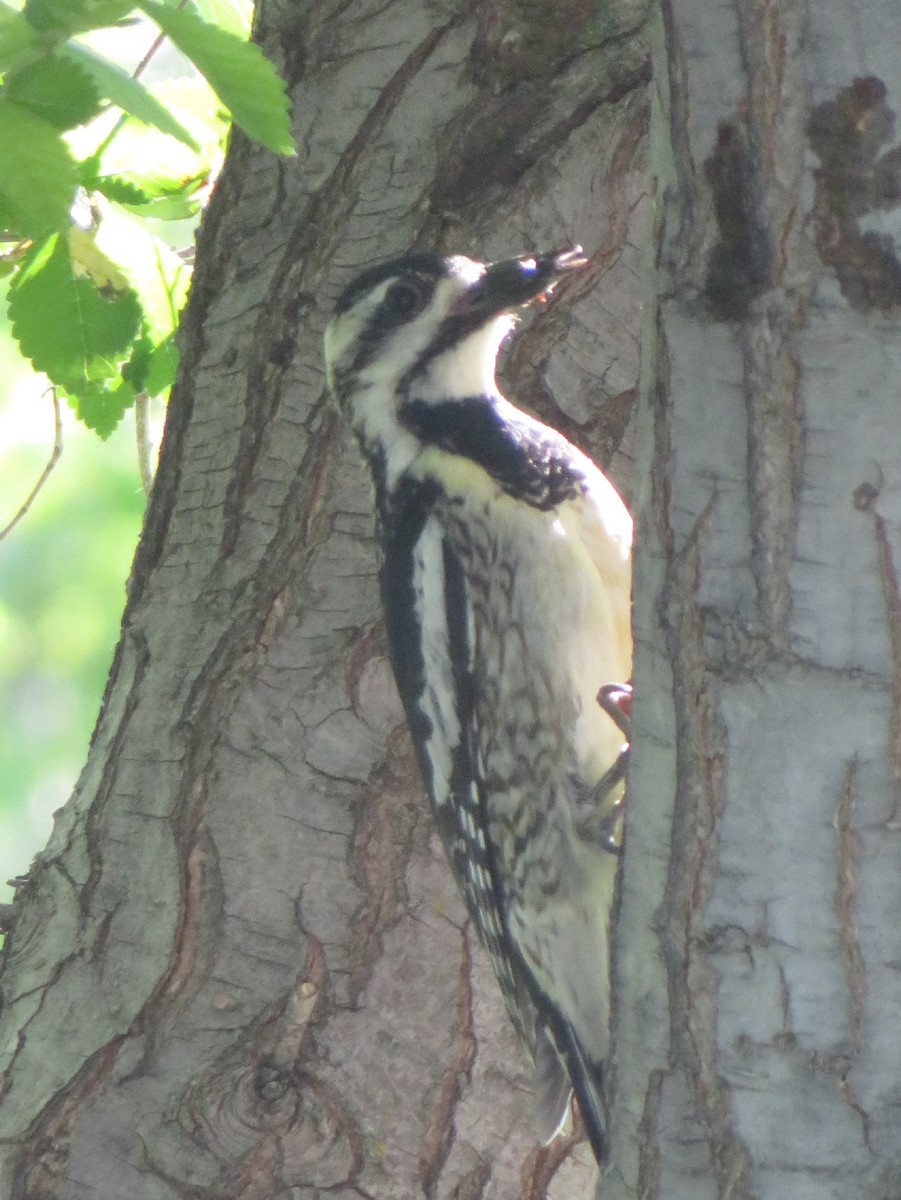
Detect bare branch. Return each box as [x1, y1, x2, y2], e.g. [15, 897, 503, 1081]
[135, 392, 154, 497]
[0, 388, 63, 542]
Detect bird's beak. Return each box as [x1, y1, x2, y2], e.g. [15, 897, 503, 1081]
[459, 246, 588, 319]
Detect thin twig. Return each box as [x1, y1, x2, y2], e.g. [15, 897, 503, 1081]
[86, 0, 194, 168]
[135, 392, 154, 496]
[0, 388, 64, 542]
[131, 25, 169, 81]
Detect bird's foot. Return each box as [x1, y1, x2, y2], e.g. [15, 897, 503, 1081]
[595, 684, 632, 855]
[596, 683, 632, 737]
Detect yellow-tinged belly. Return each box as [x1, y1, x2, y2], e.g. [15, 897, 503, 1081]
[430, 457, 632, 794]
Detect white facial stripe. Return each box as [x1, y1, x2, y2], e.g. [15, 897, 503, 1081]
[323, 258, 513, 484]
[416, 317, 512, 399]
[323, 277, 396, 380]
[325, 259, 487, 377]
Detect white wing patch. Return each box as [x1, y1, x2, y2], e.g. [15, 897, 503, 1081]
[410, 515, 460, 809]
[411, 519, 522, 1024]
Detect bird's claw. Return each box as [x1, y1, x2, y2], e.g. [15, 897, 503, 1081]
[595, 683, 632, 855]
[596, 683, 632, 737]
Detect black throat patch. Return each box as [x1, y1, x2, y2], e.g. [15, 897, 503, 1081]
[400, 396, 586, 511]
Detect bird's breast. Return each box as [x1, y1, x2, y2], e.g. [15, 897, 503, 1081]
[432, 471, 631, 794]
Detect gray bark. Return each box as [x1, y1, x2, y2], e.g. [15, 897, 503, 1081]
[609, 1, 901, 1198]
[0, 2, 648, 1197]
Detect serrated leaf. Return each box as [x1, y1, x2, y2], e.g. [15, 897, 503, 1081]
[62, 376, 135, 436]
[70, 75, 224, 210]
[136, 0, 294, 155]
[88, 168, 207, 220]
[9, 232, 143, 385]
[6, 53, 103, 130]
[0, 100, 77, 237]
[123, 189, 202, 220]
[87, 174, 155, 206]
[61, 42, 200, 148]
[89, 170, 182, 202]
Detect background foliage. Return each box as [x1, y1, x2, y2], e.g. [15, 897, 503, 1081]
[1, 0, 292, 434]
[0, 404, 146, 894]
[0, 0, 293, 903]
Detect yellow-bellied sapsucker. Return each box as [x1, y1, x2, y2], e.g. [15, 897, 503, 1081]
[324, 247, 632, 1164]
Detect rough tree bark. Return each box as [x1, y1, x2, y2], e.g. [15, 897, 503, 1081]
[608, 2, 901, 1198]
[5, 0, 897, 1195]
[0, 2, 648, 1198]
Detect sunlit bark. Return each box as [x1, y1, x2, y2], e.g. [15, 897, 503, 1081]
[0, 3, 648, 1197]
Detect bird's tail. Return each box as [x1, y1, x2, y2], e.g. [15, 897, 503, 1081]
[533, 1019, 607, 1164]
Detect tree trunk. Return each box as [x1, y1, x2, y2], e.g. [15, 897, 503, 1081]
[0, 2, 648, 1197]
[609, 1, 901, 1197]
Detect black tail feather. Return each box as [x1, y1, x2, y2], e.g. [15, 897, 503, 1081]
[535, 1015, 607, 1164]
[560, 1024, 608, 1164]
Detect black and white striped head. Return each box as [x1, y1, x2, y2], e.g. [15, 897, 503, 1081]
[324, 247, 587, 479]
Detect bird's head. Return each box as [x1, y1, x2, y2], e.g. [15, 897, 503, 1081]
[324, 247, 587, 475]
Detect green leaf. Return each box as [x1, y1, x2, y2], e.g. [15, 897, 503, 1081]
[60, 43, 200, 149]
[0, 7, 40, 72]
[121, 323, 152, 388]
[190, 0, 250, 38]
[86, 174, 155, 206]
[143, 331, 178, 396]
[136, 0, 294, 155]
[62, 376, 135, 436]
[0, 100, 77, 236]
[6, 53, 103, 130]
[9, 233, 143, 386]
[123, 189, 202, 220]
[122, 325, 177, 397]
[85, 201, 190, 338]
[87, 168, 207, 219]
[70, 74, 224, 216]
[23, 0, 133, 36]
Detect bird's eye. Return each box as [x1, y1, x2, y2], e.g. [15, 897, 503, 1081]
[384, 280, 425, 320]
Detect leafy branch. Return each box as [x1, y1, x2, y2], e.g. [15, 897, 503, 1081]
[0, 0, 294, 438]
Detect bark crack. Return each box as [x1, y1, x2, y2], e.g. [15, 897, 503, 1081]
[418, 920, 478, 1197]
[347, 726, 422, 1004]
[833, 758, 865, 1057]
[220, 2, 480, 561]
[853, 479, 901, 823]
[658, 496, 752, 1200]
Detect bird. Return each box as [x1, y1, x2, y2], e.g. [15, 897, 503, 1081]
[323, 246, 632, 1164]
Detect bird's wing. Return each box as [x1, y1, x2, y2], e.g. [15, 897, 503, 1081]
[379, 478, 538, 1053]
[385, 494, 607, 1158]
[379, 446, 628, 1166]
